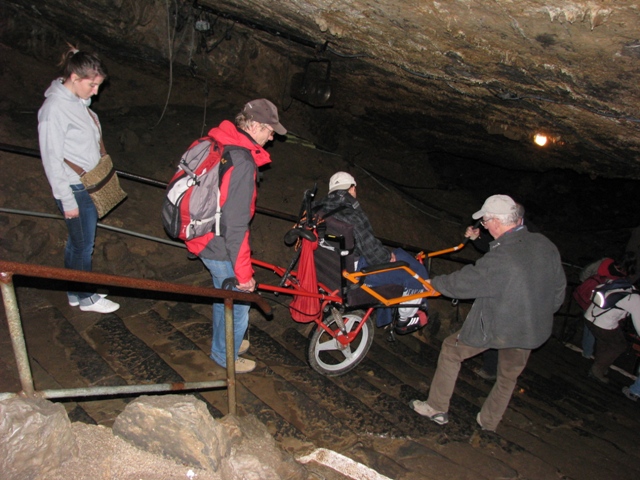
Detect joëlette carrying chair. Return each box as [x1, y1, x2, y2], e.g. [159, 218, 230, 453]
[279, 186, 438, 375]
[313, 212, 405, 310]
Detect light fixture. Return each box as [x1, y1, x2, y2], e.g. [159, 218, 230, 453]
[291, 59, 333, 107]
[533, 133, 548, 147]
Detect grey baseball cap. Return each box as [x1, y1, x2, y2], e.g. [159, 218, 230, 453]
[242, 98, 286, 135]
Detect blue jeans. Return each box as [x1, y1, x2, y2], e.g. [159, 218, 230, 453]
[56, 184, 98, 301]
[629, 375, 640, 396]
[582, 324, 596, 358]
[359, 248, 429, 326]
[200, 258, 250, 367]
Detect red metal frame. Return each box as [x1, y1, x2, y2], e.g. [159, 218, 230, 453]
[250, 256, 441, 343]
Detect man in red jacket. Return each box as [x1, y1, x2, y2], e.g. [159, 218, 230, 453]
[189, 99, 286, 373]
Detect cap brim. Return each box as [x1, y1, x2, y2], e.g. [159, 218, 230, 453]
[273, 123, 286, 135]
[472, 210, 484, 219]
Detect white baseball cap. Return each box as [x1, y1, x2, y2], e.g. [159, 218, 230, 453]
[472, 194, 516, 219]
[329, 171, 357, 193]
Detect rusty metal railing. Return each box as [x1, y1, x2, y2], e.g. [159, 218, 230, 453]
[0, 260, 271, 415]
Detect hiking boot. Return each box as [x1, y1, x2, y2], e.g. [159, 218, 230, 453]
[239, 339, 250, 355]
[234, 357, 256, 374]
[395, 311, 428, 335]
[472, 367, 497, 382]
[588, 366, 609, 385]
[622, 386, 639, 402]
[79, 296, 120, 314]
[409, 400, 448, 425]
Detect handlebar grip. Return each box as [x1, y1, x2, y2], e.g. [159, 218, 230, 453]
[463, 219, 482, 245]
[221, 277, 238, 290]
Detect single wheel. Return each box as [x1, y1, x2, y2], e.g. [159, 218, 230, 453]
[308, 310, 373, 376]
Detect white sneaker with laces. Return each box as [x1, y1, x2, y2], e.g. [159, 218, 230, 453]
[79, 296, 120, 313]
[234, 357, 256, 374]
[409, 399, 448, 425]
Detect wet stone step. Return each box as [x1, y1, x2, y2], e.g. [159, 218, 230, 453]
[200, 380, 309, 444]
[85, 314, 184, 384]
[270, 361, 405, 438]
[372, 331, 438, 372]
[16, 304, 131, 425]
[123, 309, 214, 380]
[332, 370, 446, 439]
[26, 307, 128, 388]
[246, 324, 308, 368]
[363, 342, 433, 392]
[240, 367, 360, 451]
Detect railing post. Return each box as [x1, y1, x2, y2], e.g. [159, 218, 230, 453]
[0, 259, 270, 409]
[0, 271, 35, 396]
[224, 297, 236, 415]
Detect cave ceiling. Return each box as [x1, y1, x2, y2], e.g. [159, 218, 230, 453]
[3, 0, 640, 179]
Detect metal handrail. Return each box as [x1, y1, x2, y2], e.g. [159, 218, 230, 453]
[0, 142, 474, 265]
[0, 260, 271, 415]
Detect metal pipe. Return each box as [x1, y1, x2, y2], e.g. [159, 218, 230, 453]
[0, 260, 268, 413]
[0, 380, 228, 402]
[0, 208, 185, 249]
[0, 142, 474, 262]
[0, 260, 271, 315]
[224, 297, 236, 415]
[0, 273, 35, 396]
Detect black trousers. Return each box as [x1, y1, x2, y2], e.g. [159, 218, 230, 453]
[585, 320, 627, 372]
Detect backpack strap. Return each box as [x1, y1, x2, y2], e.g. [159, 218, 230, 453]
[318, 205, 347, 220]
[216, 145, 252, 236]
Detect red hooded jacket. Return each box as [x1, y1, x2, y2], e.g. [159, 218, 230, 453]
[186, 120, 271, 283]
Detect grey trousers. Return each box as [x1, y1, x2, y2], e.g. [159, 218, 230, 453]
[426, 331, 531, 431]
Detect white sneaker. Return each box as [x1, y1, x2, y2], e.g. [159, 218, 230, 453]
[409, 399, 448, 425]
[69, 293, 106, 307]
[239, 339, 250, 355]
[79, 297, 120, 313]
[234, 357, 256, 374]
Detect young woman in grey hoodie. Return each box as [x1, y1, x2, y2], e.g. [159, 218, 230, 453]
[37, 46, 119, 313]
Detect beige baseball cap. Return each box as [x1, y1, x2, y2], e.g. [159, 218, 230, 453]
[472, 194, 516, 219]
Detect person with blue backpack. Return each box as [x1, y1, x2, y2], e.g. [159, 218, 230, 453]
[584, 277, 640, 384]
[623, 376, 640, 401]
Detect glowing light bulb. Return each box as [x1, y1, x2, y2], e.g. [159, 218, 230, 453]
[533, 134, 548, 146]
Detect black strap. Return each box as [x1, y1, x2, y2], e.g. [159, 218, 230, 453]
[317, 205, 347, 220]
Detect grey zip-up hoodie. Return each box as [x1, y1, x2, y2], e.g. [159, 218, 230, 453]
[38, 78, 102, 212]
[431, 226, 567, 349]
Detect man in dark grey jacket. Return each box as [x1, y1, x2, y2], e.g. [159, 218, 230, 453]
[410, 194, 566, 431]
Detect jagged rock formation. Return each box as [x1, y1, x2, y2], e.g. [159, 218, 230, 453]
[2, 0, 639, 178]
[0, 395, 331, 480]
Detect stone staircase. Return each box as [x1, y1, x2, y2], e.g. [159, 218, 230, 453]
[2, 267, 640, 480]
